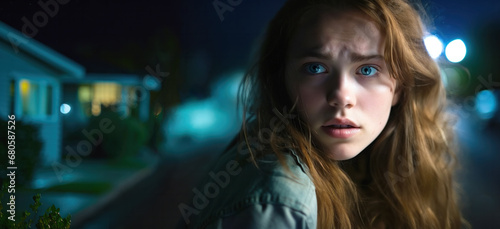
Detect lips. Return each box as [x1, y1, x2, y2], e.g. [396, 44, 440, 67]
[321, 118, 360, 138]
[328, 124, 356, 128]
[323, 118, 359, 127]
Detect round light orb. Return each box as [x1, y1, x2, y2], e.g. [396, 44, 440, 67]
[424, 35, 443, 59]
[445, 39, 467, 63]
[60, 103, 71, 114]
[475, 90, 498, 120]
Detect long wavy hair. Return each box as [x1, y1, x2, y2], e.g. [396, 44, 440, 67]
[237, 0, 465, 228]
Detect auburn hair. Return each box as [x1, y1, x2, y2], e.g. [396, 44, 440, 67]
[238, 0, 466, 228]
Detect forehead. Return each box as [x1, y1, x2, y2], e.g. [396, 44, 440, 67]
[289, 8, 384, 58]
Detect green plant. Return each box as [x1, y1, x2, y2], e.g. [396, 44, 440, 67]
[0, 183, 71, 228]
[35, 204, 71, 229]
[86, 107, 148, 159]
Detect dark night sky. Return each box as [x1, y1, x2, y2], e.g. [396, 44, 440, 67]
[0, 0, 283, 71]
[0, 0, 498, 96]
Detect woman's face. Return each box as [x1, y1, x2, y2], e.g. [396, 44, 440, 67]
[285, 9, 399, 160]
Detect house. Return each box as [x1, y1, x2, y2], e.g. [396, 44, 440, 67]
[0, 21, 85, 166]
[61, 73, 151, 132]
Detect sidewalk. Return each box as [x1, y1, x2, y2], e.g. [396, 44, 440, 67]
[13, 149, 160, 228]
[75, 140, 230, 229]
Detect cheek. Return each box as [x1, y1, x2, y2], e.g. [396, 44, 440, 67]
[286, 73, 323, 109]
[359, 90, 394, 129]
[296, 86, 325, 113]
[286, 79, 326, 124]
[299, 86, 323, 101]
[361, 78, 397, 114]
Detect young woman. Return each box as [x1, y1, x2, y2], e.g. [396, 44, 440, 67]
[181, 0, 465, 228]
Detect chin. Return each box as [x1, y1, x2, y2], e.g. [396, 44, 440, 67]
[326, 148, 362, 161]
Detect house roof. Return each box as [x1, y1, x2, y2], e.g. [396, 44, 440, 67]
[0, 21, 85, 78]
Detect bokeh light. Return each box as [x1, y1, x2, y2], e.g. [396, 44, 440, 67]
[60, 103, 71, 114]
[445, 39, 467, 63]
[164, 71, 244, 152]
[475, 90, 498, 120]
[424, 35, 443, 59]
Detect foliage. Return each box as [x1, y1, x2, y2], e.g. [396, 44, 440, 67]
[0, 119, 42, 187]
[0, 183, 71, 229]
[35, 204, 71, 229]
[87, 107, 148, 159]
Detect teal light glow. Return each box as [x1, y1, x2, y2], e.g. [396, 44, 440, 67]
[60, 103, 71, 114]
[475, 90, 498, 120]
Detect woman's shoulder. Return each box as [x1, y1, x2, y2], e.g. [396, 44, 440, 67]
[218, 143, 316, 201]
[184, 144, 317, 228]
[235, 145, 316, 208]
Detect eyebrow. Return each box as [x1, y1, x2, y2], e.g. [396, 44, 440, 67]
[350, 53, 384, 63]
[293, 49, 384, 63]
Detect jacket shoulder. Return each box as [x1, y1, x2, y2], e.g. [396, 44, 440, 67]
[188, 146, 317, 228]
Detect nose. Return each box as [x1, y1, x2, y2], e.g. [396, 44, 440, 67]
[327, 73, 356, 109]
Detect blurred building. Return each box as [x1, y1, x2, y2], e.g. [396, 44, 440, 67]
[0, 21, 85, 166]
[61, 73, 151, 132]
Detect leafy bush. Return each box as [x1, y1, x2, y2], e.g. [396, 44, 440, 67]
[0, 119, 42, 187]
[85, 107, 148, 159]
[0, 183, 71, 229]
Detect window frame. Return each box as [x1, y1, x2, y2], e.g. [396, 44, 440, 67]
[11, 72, 59, 122]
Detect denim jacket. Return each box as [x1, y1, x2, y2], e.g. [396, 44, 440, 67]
[182, 145, 317, 229]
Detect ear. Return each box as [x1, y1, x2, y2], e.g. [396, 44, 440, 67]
[391, 85, 402, 106]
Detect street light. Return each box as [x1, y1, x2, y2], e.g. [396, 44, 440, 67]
[445, 39, 467, 63]
[424, 35, 443, 59]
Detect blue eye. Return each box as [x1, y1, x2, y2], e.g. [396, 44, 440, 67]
[358, 66, 378, 76]
[305, 63, 327, 74]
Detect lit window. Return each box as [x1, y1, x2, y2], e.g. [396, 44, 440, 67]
[19, 79, 54, 119]
[78, 83, 122, 116]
